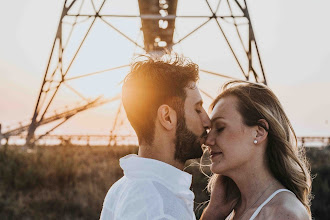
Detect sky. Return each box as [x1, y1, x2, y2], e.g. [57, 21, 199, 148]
[0, 0, 330, 138]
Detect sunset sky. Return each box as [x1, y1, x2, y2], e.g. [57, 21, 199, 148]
[0, 0, 330, 138]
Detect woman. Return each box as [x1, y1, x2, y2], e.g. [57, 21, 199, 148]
[201, 81, 312, 220]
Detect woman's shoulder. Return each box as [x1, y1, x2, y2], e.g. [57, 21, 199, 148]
[257, 190, 310, 220]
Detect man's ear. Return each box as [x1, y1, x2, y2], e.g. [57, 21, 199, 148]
[255, 119, 269, 144]
[157, 105, 177, 131]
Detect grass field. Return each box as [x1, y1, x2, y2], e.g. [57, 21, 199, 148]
[0, 145, 329, 219]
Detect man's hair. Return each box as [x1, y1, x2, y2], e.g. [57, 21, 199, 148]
[122, 54, 199, 145]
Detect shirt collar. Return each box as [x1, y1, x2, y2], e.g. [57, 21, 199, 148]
[120, 154, 192, 191]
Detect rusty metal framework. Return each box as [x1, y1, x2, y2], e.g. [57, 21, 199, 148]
[0, 0, 268, 146]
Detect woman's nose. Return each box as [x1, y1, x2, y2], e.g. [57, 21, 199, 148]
[205, 132, 215, 146]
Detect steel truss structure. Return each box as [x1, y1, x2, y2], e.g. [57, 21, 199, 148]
[0, 0, 268, 146]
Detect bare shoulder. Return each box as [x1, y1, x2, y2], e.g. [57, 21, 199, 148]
[256, 191, 310, 220]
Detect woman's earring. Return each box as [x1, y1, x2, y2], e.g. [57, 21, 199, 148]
[254, 139, 258, 144]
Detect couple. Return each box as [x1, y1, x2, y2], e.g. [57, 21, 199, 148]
[100, 56, 312, 220]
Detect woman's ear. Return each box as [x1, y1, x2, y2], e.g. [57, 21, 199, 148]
[255, 119, 269, 144]
[157, 105, 177, 131]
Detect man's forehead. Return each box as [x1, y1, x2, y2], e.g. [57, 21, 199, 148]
[185, 84, 202, 103]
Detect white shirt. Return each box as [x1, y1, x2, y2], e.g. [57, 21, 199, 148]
[100, 154, 196, 220]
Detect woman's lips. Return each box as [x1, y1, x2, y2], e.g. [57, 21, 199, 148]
[210, 152, 223, 159]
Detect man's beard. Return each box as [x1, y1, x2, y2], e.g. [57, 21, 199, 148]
[174, 116, 205, 164]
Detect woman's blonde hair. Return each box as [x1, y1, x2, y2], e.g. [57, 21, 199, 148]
[206, 80, 312, 215]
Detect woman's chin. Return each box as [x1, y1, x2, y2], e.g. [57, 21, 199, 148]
[210, 163, 225, 174]
[210, 162, 228, 175]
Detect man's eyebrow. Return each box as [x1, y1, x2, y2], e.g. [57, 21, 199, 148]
[211, 116, 224, 123]
[195, 100, 203, 107]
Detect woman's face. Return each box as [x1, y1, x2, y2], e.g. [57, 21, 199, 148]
[205, 95, 257, 175]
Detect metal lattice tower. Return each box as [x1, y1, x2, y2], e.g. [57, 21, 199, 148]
[1, 0, 267, 146]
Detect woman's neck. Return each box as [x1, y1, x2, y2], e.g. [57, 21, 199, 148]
[228, 161, 282, 218]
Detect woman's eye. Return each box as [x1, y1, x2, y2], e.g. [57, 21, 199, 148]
[216, 127, 224, 133]
[196, 109, 202, 114]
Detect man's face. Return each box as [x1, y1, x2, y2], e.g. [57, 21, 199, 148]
[174, 82, 211, 163]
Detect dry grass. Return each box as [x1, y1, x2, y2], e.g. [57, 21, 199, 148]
[0, 145, 138, 220]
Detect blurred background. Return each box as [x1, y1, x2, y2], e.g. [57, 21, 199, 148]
[0, 0, 329, 219]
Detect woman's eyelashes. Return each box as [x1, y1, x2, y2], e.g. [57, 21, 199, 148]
[216, 127, 224, 133]
[195, 109, 202, 114]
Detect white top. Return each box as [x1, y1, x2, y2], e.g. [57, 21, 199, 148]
[226, 189, 295, 220]
[249, 189, 294, 220]
[100, 154, 196, 220]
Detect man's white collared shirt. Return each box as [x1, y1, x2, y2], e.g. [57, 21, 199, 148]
[100, 154, 196, 220]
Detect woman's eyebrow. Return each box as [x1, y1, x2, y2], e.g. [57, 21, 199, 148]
[211, 116, 224, 123]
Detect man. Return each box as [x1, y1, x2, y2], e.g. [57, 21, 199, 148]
[100, 55, 211, 219]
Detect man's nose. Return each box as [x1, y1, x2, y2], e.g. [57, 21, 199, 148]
[201, 112, 211, 130]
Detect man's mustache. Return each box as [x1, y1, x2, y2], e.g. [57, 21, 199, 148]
[201, 130, 208, 139]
